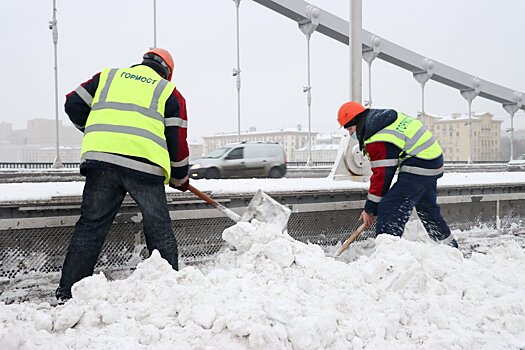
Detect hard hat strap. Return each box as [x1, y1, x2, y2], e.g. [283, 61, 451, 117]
[143, 53, 171, 78]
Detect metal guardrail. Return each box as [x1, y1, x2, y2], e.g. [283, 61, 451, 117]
[0, 164, 513, 185]
[0, 162, 80, 169]
[286, 161, 334, 166]
[0, 164, 515, 185]
[0, 160, 511, 170]
[287, 160, 510, 166]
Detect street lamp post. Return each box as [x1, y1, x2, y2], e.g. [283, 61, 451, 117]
[49, 0, 62, 168]
[152, 0, 157, 48]
[232, 0, 242, 142]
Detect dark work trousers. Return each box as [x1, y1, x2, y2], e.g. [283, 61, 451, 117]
[375, 172, 451, 241]
[57, 167, 178, 299]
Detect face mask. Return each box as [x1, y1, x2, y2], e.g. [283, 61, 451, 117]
[351, 132, 358, 140]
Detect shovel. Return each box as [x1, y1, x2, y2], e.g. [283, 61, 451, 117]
[187, 184, 291, 232]
[335, 223, 366, 257]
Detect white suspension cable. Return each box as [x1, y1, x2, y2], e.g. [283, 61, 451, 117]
[298, 5, 319, 166]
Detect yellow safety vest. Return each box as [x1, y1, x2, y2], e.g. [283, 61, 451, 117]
[81, 66, 175, 183]
[365, 113, 442, 161]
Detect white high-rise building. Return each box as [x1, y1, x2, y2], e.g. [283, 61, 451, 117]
[202, 127, 318, 162]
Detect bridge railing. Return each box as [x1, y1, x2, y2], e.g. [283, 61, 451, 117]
[0, 160, 511, 170]
[0, 162, 80, 169]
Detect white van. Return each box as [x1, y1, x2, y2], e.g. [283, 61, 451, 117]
[189, 141, 287, 179]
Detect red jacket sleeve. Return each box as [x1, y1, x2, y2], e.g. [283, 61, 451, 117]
[364, 141, 398, 215]
[164, 88, 190, 181]
[64, 73, 100, 132]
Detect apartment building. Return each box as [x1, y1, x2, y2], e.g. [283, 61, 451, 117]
[26, 118, 82, 147]
[294, 133, 343, 162]
[419, 112, 502, 161]
[201, 127, 318, 162]
[0, 119, 83, 162]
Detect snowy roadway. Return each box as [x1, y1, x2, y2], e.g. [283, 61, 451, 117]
[1, 171, 525, 202]
[0, 172, 524, 349]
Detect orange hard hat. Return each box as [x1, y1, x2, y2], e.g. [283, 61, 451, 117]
[143, 47, 174, 81]
[337, 101, 366, 128]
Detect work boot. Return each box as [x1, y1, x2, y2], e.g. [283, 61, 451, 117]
[57, 250, 99, 302]
[55, 286, 72, 304]
[448, 238, 459, 248]
[437, 235, 459, 249]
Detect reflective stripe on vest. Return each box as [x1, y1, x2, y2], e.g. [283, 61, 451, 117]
[81, 66, 175, 183]
[399, 165, 444, 176]
[365, 113, 442, 161]
[81, 151, 165, 177]
[84, 124, 167, 149]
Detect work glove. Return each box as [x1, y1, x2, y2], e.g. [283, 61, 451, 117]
[169, 176, 189, 192]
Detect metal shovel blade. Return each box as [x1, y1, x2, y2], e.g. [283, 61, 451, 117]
[241, 189, 291, 232]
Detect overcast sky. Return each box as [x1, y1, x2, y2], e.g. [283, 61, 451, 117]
[2, 0, 524, 142]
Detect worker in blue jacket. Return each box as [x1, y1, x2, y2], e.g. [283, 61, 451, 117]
[337, 101, 458, 248]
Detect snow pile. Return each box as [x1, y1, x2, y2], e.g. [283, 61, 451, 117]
[1, 220, 525, 349]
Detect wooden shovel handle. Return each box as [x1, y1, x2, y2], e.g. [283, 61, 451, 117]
[187, 184, 242, 222]
[336, 223, 366, 257]
[187, 184, 217, 207]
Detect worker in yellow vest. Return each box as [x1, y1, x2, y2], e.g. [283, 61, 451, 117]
[56, 48, 190, 301]
[337, 101, 458, 248]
